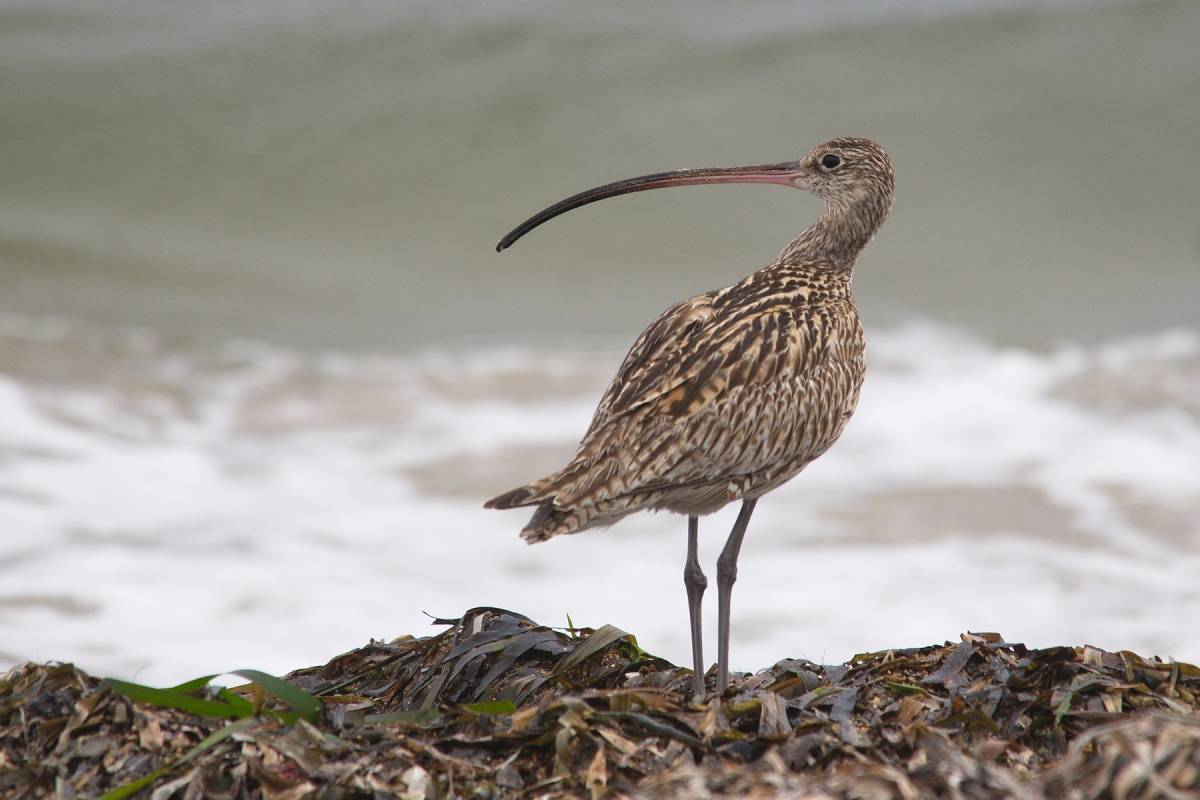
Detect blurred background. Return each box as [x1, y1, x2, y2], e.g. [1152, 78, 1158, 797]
[1, 0, 1198, 683]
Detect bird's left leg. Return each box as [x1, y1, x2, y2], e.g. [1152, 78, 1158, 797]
[716, 498, 757, 693]
[683, 515, 707, 697]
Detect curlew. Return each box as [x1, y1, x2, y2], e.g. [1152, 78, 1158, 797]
[486, 137, 894, 696]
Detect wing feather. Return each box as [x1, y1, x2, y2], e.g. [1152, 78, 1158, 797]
[509, 275, 861, 517]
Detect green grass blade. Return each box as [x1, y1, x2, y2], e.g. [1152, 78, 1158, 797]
[228, 669, 322, 722]
[101, 678, 253, 719]
[166, 675, 220, 693]
[104, 668, 318, 722]
[462, 699, 516, 715]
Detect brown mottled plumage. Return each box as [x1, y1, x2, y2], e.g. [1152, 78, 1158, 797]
[487, 137, 895, 695]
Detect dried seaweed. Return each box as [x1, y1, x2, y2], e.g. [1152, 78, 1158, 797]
[2, 610, 1199, 798]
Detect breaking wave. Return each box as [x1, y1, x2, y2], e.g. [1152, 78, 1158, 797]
[0, 314, 1197, 681]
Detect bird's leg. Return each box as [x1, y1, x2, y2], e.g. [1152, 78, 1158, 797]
[716, 498, 757, 693]
[683, 515, 707, 697]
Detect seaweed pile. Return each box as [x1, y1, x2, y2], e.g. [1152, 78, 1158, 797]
[3, 607, 1199, 798]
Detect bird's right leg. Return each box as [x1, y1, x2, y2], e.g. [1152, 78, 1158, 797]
[683, 515, 707, 697]
[716, 498, 757, 693]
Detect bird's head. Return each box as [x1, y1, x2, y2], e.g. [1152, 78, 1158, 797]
[793, 137, 894, 209]
[496, 137, 893, 252]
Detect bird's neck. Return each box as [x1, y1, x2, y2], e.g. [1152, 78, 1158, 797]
[777, 192, 892, 270]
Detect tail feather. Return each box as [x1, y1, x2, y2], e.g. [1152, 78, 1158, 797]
[486, 483, 595, 542]
[484, 466, 573, 510]
[485, 460, 642, 542]
[485, 485, 582, 541]
[484, 485, 537, 510]
[520, 500, 600, 543]
[520, 501, 561, 542]
[485, 482, 582, 541]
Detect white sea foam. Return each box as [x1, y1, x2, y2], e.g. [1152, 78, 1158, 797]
[0, 316, 1197, 683]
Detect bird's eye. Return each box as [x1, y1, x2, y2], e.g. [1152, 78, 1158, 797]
[820, 153, 842, 170]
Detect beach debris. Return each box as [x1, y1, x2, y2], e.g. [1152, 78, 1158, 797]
[2, 608, 1198, 798]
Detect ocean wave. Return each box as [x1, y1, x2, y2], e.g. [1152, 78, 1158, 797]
[0, 314, 1196, 681]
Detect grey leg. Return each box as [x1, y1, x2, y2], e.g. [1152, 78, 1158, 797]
[683, 515, 707, 697]
[716, 499, 757, 693]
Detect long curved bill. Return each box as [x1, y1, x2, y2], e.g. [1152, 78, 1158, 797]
[496, 160, 808, 252]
